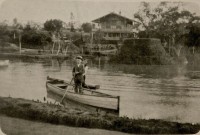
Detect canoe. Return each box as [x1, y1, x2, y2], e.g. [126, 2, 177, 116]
[46, 76, 120, 116]
[0, 60, 9, 67]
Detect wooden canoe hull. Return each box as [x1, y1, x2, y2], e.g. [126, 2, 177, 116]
[46, 77, 120, 116]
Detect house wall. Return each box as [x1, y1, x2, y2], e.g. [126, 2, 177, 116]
[99, 15, 132, 30]
[92, 14, 135, 43]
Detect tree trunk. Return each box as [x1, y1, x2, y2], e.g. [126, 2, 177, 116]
[168, 38, 171, 55]
[19, 35, 21, 54]
[64, 44, 69, 55]
[176, 46, 183, 57]
[51, 42, 55, 54]
[57, 42, 61, 55]
[169, 34, 175, 56]
[90, 32, 93, 45]
[192, 46, 195, 54]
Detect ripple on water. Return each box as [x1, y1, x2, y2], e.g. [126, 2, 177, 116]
[0, 58, 200, 123]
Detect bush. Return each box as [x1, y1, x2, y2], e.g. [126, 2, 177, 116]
[44, 19, 63, 32]
[0, 25, 14, 43]
[110, 38, 174, 65]
[21, 30, 51, 48]
[81, 23, 92, 33]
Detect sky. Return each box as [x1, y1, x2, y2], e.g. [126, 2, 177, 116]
[0, 0, 200, 25]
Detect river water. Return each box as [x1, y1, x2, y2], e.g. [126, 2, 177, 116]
[0, 57, 200, 123]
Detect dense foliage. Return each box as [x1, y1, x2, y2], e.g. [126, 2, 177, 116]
[185, 23, 200, 48]
[21, 29, 51, 47]
[134, 2, 200, 48]
[44, 19, 63, 32]
[81, 23, 92, 33]
[0, 20, 52, 49]
[0, 25, 12, 43]
[111, 38, 173, 65]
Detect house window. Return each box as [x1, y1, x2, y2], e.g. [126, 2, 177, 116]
[111, 20, 116, 25]
[116, 20, 121, 25]
[111, 25, 116, 29]
[116, 25, 121, 29]
[92, 24, 95, 29]
[106, 24, 110, 29]
[104, 33, 108, 37]
[108, 33, 112, 37]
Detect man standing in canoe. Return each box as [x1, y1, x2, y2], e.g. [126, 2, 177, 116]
[72, 56, 85, 94]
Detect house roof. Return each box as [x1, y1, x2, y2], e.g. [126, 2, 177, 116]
[92, 12, 136, 24]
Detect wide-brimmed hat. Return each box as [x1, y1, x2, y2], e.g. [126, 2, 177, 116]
[76, 56, 83, 61]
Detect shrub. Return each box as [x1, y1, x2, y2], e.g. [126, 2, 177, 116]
[21, 30, 51, 48]
[110, 38, 174, 65]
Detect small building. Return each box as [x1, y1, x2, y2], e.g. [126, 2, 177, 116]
[91, 12, 137, 44]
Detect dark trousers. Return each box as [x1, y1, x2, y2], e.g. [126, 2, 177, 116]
[74, 78, 83, 94]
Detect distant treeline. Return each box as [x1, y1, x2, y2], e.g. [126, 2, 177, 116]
[0, 19, 92, 50]
[1, 2, 200, 55]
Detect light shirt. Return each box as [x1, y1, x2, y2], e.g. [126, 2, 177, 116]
[84, 66, 89, 75]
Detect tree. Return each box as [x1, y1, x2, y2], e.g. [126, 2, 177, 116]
[21, 30, 51, 47]
[81, 23, 92, 33]
[0, 21, 13, 42]
[12, 18, 23, 29]
[21, 22, 52, 47]
[134, 2, 200, 49]
[184, 23, 200, 54]
[44, 19, 63, 32]
[12, 18, 23, 51]
[70, 24, 75, 32]
[93, 30, 104, 44]
[24, 23, 32, 31]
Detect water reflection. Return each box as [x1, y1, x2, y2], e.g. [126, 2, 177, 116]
[0, 57, 200, 123]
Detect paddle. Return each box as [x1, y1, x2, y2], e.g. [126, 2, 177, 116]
[60, 77, 74, 104]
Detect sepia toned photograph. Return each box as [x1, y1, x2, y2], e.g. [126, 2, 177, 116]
[0, 0, 200, 134]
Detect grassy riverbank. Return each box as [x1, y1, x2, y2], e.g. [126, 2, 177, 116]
[0, 97, 199, 134]
[1, 115, 129, 135]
